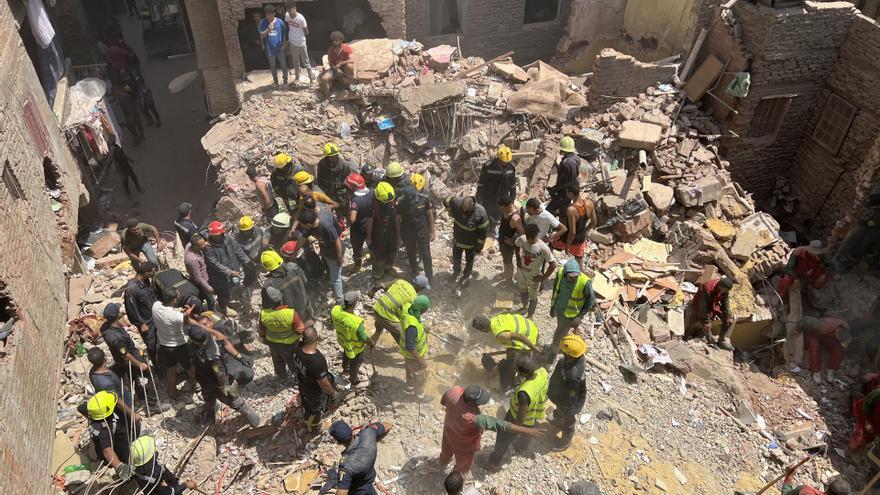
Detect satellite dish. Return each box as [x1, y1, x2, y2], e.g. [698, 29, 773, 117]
[168, 71, 199, 94]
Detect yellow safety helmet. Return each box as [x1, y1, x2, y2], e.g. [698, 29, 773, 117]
[294, 171, 314, 185]
[560, 334, 588, 358]
[274, 153, 293, 169]
[86, 390, 117, 421]
[323, 142, 340, 157]
[410, 173, 426, 191]
[385, 161, 405, 179]
[261, 250, 284, 272]
[375, 181, 396, 203]
[496, 145, 513, 163]
[239, 215, 255, 231]
[558, 136, 576, 154]
[131, 435, 157, 467]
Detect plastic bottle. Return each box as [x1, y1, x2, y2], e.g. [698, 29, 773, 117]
[340, 122, 352, 140]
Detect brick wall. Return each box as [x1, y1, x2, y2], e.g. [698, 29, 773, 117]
[50, 0, 100, 65]
[0, 0, 83, 492]
[588, 48, 678, 111]
[185, 0, 240, 115]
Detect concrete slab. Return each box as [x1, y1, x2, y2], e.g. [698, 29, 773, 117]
[618, 121, 663, 149]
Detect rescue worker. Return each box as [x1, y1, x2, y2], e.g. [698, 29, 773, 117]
[397, 173, 435, 281]
[486, 358, 549, 471]
[81, 391, 133, 477]
[476, 145, 517, 236]
[86, 347, 142, 423]
[187, 324, 261, 426]
[124, 261, 160, 365]
[400, 295, 431, 400]
[444, 196, 490, 286]
[173, 202, 198, 247]
[370, 275, 430, 344]
[261, 249, 312, 320]
[684, 277, 735, 350]
[367, 181, 400, 284]
[299, 208, 345, 304]
[548, 335, 588, 450]
[498, 197, 525, 285]
[551, 183, 596, 271]
[549, 259, 596, 356]
[293, 170, 339, 216]
[204, 221, 253, 316]
[195, 312, 255, 390]
[383, 161, 414, 200]
[778, 240, 830, 297]
[545, 136, 580, 218]
[331, 290, 371, 386]
[268, 212, 293, 250]
[129, 435, 198, 494]
[329, 420, 393, 495]
[235, 215, 268, 266]
[515, 223, 557, 318]
[316, 142, 357, 215]
[259, 286, 307, 380]
[436, 385, 544, 475]
[346, 173, 372, 272]
[270, 152, 302, 215]
[471, 313, 541, 391]
[780, 469, 850, 495]
[833, 190, 880, 272]
[797, 315, 851, 384]
[292, 326, 340, 434]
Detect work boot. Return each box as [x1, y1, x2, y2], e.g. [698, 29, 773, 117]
[812, 372, 824, 384]
[240, 404, 261, 428]
[717, 340, 734, 351]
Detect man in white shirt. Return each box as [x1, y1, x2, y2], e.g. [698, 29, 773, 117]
[523, 197, 567, 244]
[515, 224, 557, 318]
[285, 1, 315, 84]
[152, 290, 197, 400]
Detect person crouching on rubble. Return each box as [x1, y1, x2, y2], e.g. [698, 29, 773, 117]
[797, 315, 851, 385]
[778, 240, 831, 297]
[129, 435, 198, 494]
[319, 31, 354, 100]
[684, 277, 736, 351]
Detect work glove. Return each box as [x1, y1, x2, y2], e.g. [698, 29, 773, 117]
[237, 354, 254, 367]
[115, 463, 133, 480]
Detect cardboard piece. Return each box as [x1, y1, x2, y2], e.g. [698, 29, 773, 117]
[623, 239, 671, 263]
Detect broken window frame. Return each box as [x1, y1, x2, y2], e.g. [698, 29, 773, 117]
[425, 0, 465, 36]
[523, 0, 560, 25]
[748, 96, 792, 138]
[811, 93, 857, 156]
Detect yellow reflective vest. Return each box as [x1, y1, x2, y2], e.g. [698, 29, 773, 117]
[398, 305, 428, 359]
[331, 305, 366, 359]
[260, 307, 300, 345]
[551, 270, 591, 319]
[490, 314, 538, 351]
[510, 367, 549, 426]
[374, 279, 416, 323]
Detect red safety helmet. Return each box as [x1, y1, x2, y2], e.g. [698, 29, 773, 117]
[281, 240, 299, 255]
[345, 173, 366, 190]
[208, 221, 225, 236]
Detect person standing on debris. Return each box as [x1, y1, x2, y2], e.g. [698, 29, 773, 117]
[261, 249, 312, 320]
[515, 224, 557, 318]
[436, 385, 544, 476]
[486, 358, 549, 471]
[129, 435, 198, 494]
[399, 294, 431, 400]
[549, 259, 595, 354]
[184, 234, 216, 311]
[87, 347, 142, 423]
[234, 215, 268, 290]
[174, 202, 198, 246]
[122, 218, 164, 270]
[320, 30, 355, 100]
[259, 4, 289, 87]
[476, 145, 518, 237]
[383, 161, 415, 201]
[552, 183, 596, 271]
[332, 290, 372, 387]
[317, 142, 357, 215]
[397, 173, 435, 282]
[545, 136, 580, 218]
[498, 197, 525, 285]
[368, 182, 400, 285]
[548, 335, 588, 450]
[259, 285, 307, 380]
[798, 315, 851, 384]
[346, 173, 372, 272]
[81, 391, 134, 477]
[284, 1, 315, 85]
[329, 420, 393, 494]
[247, 164, 276, 219]
[444, 196, 490, 286]
[153, 291, 198, 400]
[268, 212, 293, 250]
[833, 191, 880, 272]
[125, 261, 160, 366]
[270, 153, 301, 215]
[684, 277, 735, 351]
[204, 221, 253, 317]
[293, 326, 340, 434]
[778, 240, 830, 297]
[299, 209, 345, 304]
[112, 141, 145, 196]
[370, 275, 430, 345]
[187, 324, 261, 426]
[471, 314, 541, 391]
[524, 197, 567, 244]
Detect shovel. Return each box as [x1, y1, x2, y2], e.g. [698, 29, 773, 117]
[433, 333, 464, 355]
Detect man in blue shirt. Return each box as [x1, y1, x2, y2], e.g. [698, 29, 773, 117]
[259, 4, 288, 86]
[329, 420, 393, 495]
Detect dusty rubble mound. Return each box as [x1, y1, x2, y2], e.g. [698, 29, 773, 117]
[56, 39, 873, 495]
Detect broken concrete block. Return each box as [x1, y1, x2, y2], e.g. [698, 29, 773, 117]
[640, 111, 672, 129]
[730, 229, 758, 260]
[645, 183, 674, 213]
[589, 228, 614, 245]
[616, 103, 637, 121]
[667, 307, 685, 337]
[486, 81, 503, 104]
[602, 195, 625, 213]
[677, 138, 698, 158]
[87, 231, 121, 258]
[425, 44, 456, 72]
[618, 121, 663, 150]
[612, 209, 652, 237]
[705, 218, 736, 241]
[490, 60, 529, 83]
[776, 421, 814, 442]
[696, 176, 725, 203]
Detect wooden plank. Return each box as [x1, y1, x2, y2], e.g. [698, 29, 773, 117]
[684, 55, 724, 102]
[601, 251, 636, 269]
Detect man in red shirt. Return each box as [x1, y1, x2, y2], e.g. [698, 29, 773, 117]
[797, 315, 851, 384]
[777, 240, 830, 297]
[320, 31, 355, 100]
[684, 277, 736, 350]
[434, 385, 542, 475]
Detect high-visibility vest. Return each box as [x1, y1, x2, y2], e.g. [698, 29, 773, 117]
[374, 279, 416, 323]
[331, 305, 366, 359]
[510, 367, 549, 426]
[551, 270, 591, 319]
[398, 306, 428, 359]
[490, 314, 538, 351]
[260, 308, 300, 345]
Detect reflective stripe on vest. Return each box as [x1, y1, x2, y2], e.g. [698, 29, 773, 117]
[260, 308, 299, 344]
[331, 305, 366, 359]
[510, 367, 549, 426]
[398, 307, 428, 359]
[553, 270, 591, 319]
[375, 280, 416, 322]
[490, 314, 538, 351]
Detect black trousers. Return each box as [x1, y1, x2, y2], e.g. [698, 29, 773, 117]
[402, 230, 433, 279]
[350, 225, 367, 264]
[452, 246, 476, 279]
[118, 165, 143, 195]
[267, 341, 298, 379]
[489, 411, 533, 465]
[142, 100, 161, 125]
[341, 352, 364, 384]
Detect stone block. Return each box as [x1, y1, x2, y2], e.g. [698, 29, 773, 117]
[697, 176, 725, 203]
[705, 218, 736, 241]
[776, 421, 814, 442]
[618, 121, 663, 150]
[612, 209, 652, 237]
[490, 60, 529, 83]
[87, 231, 121, 258]
[486, 81, 503, 103]
[589, 228, 614, 245]
[645, 183, 674, 213]
[730, 229, 758, 260]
